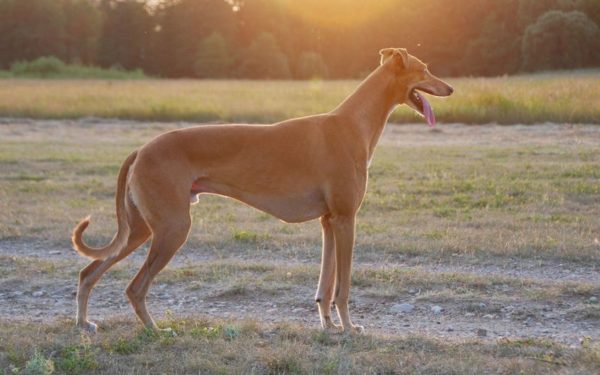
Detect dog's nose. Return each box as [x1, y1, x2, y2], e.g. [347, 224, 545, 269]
[447, 86, 454, 95]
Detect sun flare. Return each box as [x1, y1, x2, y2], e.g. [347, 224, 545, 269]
[281, 0, 399, 28]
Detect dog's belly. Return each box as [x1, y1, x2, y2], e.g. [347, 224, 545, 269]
[193, 183, 326, 223]
[235, 191, 327, 223]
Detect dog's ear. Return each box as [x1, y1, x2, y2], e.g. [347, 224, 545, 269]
[379, 48, 409, 69]
[379, 48, 395, 65]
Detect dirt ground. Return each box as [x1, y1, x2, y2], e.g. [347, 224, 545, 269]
[0, 120, 599, 348]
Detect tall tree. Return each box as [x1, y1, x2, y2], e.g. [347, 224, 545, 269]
[97, 0, 154, 70]
[155, 0, 236, 77]
[61, 0, 101, 64]
[464, 0, 522, 76]
[0, 0, 64, 68]
[578, 0, 600, 25]
[522, 10, 600, 70]
[518, 0, 580, 28]
[237, 32, 291, 78]
[194, 32, 234, 78]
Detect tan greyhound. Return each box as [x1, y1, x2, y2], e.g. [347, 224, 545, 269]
[72, 48, 453, 333]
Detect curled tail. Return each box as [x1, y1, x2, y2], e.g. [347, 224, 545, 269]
[72, 150, 138, 260]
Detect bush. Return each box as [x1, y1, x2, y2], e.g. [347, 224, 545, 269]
[22, 350, 55, 375]
[5, 56, 146, 79]
[11, 56, 65, 77]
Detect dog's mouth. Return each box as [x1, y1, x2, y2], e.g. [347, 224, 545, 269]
[408, 87, 436, 127]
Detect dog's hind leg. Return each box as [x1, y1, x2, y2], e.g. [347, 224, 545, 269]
[76, 201, 151, 332]
[125, 207, 191, 331]
[315, 216, 341, 331]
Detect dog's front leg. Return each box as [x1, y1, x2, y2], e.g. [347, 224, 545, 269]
[330, 214, 364, 333]
[315, 215, 340, 331]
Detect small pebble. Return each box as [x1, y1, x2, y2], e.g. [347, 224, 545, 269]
[476, 328, 487, 337]
[32, 291, 45, 297]
[431, 305, 443, 314]
[588, 296, 598, 304]
[391, 303, 414, 313]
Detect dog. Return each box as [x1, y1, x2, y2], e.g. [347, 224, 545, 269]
[72, 48, 453, 333]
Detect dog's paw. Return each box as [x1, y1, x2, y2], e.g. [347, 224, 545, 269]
[350, 324, 365, 334]
[77, 320, 98, 334]
[322, 322, 342, 333]
[340, 324, 364, 335]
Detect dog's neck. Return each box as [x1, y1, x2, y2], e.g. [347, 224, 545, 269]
[332, 64, 399, 161]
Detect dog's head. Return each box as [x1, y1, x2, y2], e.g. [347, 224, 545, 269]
[379, 48, 453, 126]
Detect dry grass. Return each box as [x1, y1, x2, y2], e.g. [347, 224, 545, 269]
[0, 71, 599, 124]
[1, 317, 598, 374]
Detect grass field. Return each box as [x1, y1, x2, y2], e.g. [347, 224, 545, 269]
[0, 70, 599, 124]
[1, 122, 599, 262]
[1, 120, 599, 374]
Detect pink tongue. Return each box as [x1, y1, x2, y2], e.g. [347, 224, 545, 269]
[420, 93, 436, 127]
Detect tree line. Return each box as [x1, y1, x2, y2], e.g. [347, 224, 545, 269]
[0, 0, 599, 78]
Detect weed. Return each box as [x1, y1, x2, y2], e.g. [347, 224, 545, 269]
[109, 327, 159, 355]
[266, 355, 303, 374]
[22, 350, 54, 375]
[223, 325, 241, 341]
[55, 337, 97, 374]
[232, 230, 259, 243]
[190, 324, 223, 339]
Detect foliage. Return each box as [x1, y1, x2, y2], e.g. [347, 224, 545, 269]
[522, 10, 600, 71]
[7, 56, 146, 79]
[96, 0, 154, 71]
[461, 1, 521, 75]
[0, 0, 599, 78]
[55, 338, 97, 374]
[237, 32, 291, 79]
[10, 57, 65, 77]
[194, 32, 234, 78]
[0, 0, 64, 67]
[22, 351, 54, 375]
[154, 0, 237, 77]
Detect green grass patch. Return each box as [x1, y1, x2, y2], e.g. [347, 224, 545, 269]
[3, 56, 146, 80]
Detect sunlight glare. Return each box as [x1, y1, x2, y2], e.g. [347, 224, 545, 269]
[282, 0, 398, 28]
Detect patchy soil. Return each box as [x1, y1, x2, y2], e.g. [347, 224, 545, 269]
[1, 120, 599, 348]
[1, 238, 598, 348]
